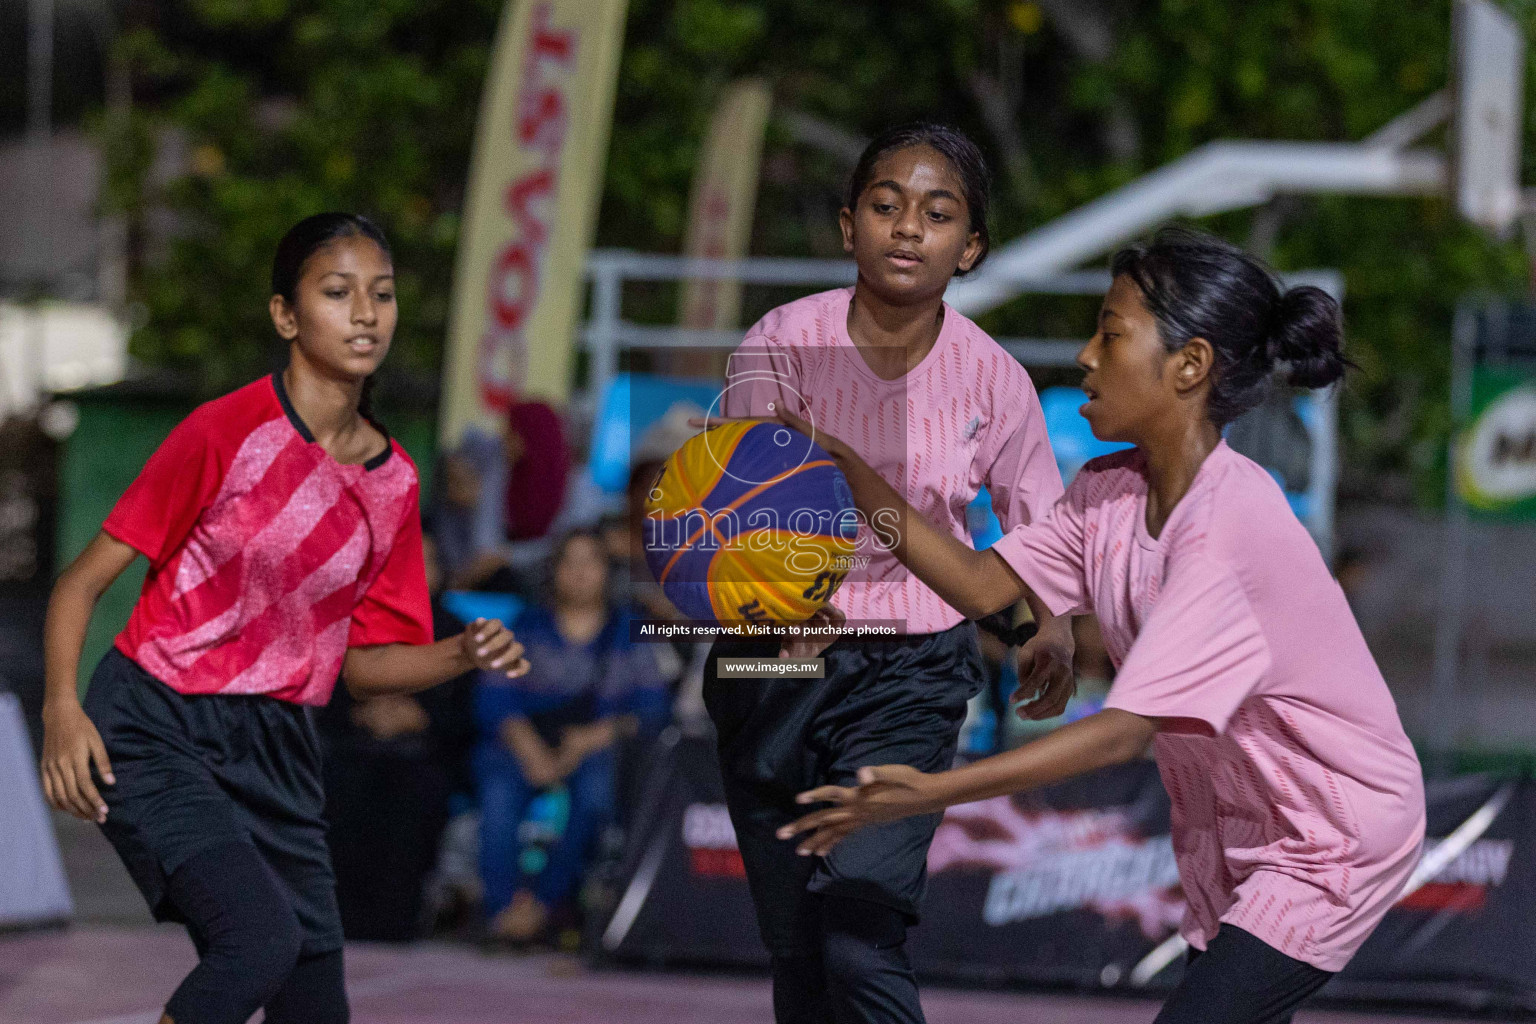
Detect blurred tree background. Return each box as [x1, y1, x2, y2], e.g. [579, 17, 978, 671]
[67, 0, 1536, 503]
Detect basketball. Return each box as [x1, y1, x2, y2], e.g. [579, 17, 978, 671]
[642, 419, 859, 625]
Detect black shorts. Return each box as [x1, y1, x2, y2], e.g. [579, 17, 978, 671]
[84, 647, 343, 954]
[1155, 924, 1334, 1024]
[703, 623, 984, 955]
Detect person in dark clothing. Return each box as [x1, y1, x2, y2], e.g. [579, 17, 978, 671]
[320, 534, 477, 941]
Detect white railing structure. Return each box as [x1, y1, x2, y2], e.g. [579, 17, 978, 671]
[946, 140, 1441, 316]
[576, 252, 1342, 553]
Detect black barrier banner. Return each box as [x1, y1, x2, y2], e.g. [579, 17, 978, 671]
[600, 735, 1536, 1012]
[905, 758, 1178, 988]
[598, 730, 767, 967]
[1329, 772, 1536, 1012]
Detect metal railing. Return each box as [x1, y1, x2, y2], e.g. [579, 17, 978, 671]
[576, 250, 1341, 552]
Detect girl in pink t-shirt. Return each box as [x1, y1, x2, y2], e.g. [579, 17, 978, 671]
[703, 124, 1072, 1024]
[779, 227, 1425, 1024]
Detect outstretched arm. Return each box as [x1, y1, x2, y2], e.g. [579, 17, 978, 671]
[778, 408, 1029, 620]
[344, 617, 530, 698]
[778, 708, 1157, 856]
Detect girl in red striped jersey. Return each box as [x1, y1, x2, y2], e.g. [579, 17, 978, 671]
[39, 213, 530, 1024]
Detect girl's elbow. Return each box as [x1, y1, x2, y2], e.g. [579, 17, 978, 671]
[342, 674, 375, 699]
[51, 565, 101, 607]
[959, 587, 1013, 621]
[1104, 712, 1157, 763]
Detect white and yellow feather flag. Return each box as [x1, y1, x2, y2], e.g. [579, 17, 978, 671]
[440, 0, 629, 444]
[678, 78, 773, 332]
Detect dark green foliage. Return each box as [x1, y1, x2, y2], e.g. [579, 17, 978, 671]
[98, 0, 1536, 503]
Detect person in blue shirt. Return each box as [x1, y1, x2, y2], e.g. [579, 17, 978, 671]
[474, 527, 670, 944]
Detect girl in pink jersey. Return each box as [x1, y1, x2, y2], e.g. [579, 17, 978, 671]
[778, 227, 1426, 1024]
[703, 124, 1074, 1024]
[39, 213, 531, 1024]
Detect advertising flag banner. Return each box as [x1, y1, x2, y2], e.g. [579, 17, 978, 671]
[440, 0, 629, 444]
[678, 78, 772, 332]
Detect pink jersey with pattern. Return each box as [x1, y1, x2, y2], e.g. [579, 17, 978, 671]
[104, 374, 433, 706]
[991, 441, 1424, 970]
[723, 287, 1063, 634]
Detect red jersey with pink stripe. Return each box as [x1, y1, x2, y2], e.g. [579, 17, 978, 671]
[991, 442, 1425, 970]
[723, 287, 1063, 634]
[104, 374, 433, 706]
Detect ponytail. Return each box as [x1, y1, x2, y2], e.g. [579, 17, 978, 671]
[1110, 227, 1353, 425]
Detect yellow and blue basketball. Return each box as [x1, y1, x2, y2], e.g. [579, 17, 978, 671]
[643, 420, 859, 625]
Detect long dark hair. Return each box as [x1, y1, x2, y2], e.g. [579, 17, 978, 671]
[846, 122, 992, 276]
[1110, 227, 1350, 426]
[547, 526, 611, 606]
[270, 212, 392, 419]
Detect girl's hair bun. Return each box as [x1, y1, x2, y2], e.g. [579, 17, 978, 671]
[1268, 285, 1347, 389]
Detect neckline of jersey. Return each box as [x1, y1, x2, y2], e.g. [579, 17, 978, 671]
[832, 287, 957, 387]
[270, 372, 394, 472]
[1132, 440, 1229, 551]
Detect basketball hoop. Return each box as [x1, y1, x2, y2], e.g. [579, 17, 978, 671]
[1453, 0, 1526, 238]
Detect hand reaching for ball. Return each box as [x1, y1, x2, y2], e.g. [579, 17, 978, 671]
[782, 602, 846, 660]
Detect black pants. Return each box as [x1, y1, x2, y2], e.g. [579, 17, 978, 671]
[703, 624, 984, 1024]
[323, 733, 451, 941]
[163, 841, 349, 1024]
[1155, 925, 1334, 1024]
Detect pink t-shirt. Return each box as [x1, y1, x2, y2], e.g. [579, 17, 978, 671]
[991, 441, 1424, 971]
[723, 287, 1063, 634]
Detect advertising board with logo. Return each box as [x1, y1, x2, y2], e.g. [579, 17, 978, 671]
[601, 736, 1536, 1011]
[1457, 365, 1536, 519]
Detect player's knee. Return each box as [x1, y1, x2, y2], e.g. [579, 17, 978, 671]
[233, 912, 305, 1004]
[199, 900, 303, 1008]
[170, 848, 305, 1009]
[819, 894, 910, 986]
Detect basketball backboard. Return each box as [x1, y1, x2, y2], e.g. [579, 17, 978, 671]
[1453, 0, 1526, 236]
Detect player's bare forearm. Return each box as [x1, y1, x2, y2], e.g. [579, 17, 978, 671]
[344, 638, 475, 697]
[768, 407, 1040, 619]
[781, 709, 1155, 856]
[931, 709, 1155, 806]
[345, 618, 529, 697]
[778, 710, 1158, 856]
[41, 531, 137, 821]
[1022, 590, 1073, 651]
[840, 456, 1027, 619]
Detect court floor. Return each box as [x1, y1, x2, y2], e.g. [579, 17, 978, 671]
[0, 926, 1489, 1024]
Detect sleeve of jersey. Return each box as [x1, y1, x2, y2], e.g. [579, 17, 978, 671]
[985, 384, 1065, 530]
[1102, 556, 1272, 737]
[987, 484, 1090, 617]
[348, 489, 435, 648]
[101, 409, 226, 567]
[722, 336, 798, 419]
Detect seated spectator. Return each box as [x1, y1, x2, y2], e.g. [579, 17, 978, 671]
[474, 528, 669, 945]
[435, 400, 574, 592]
[320, 534, 476, 941]
[431, 433, 498, 587]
